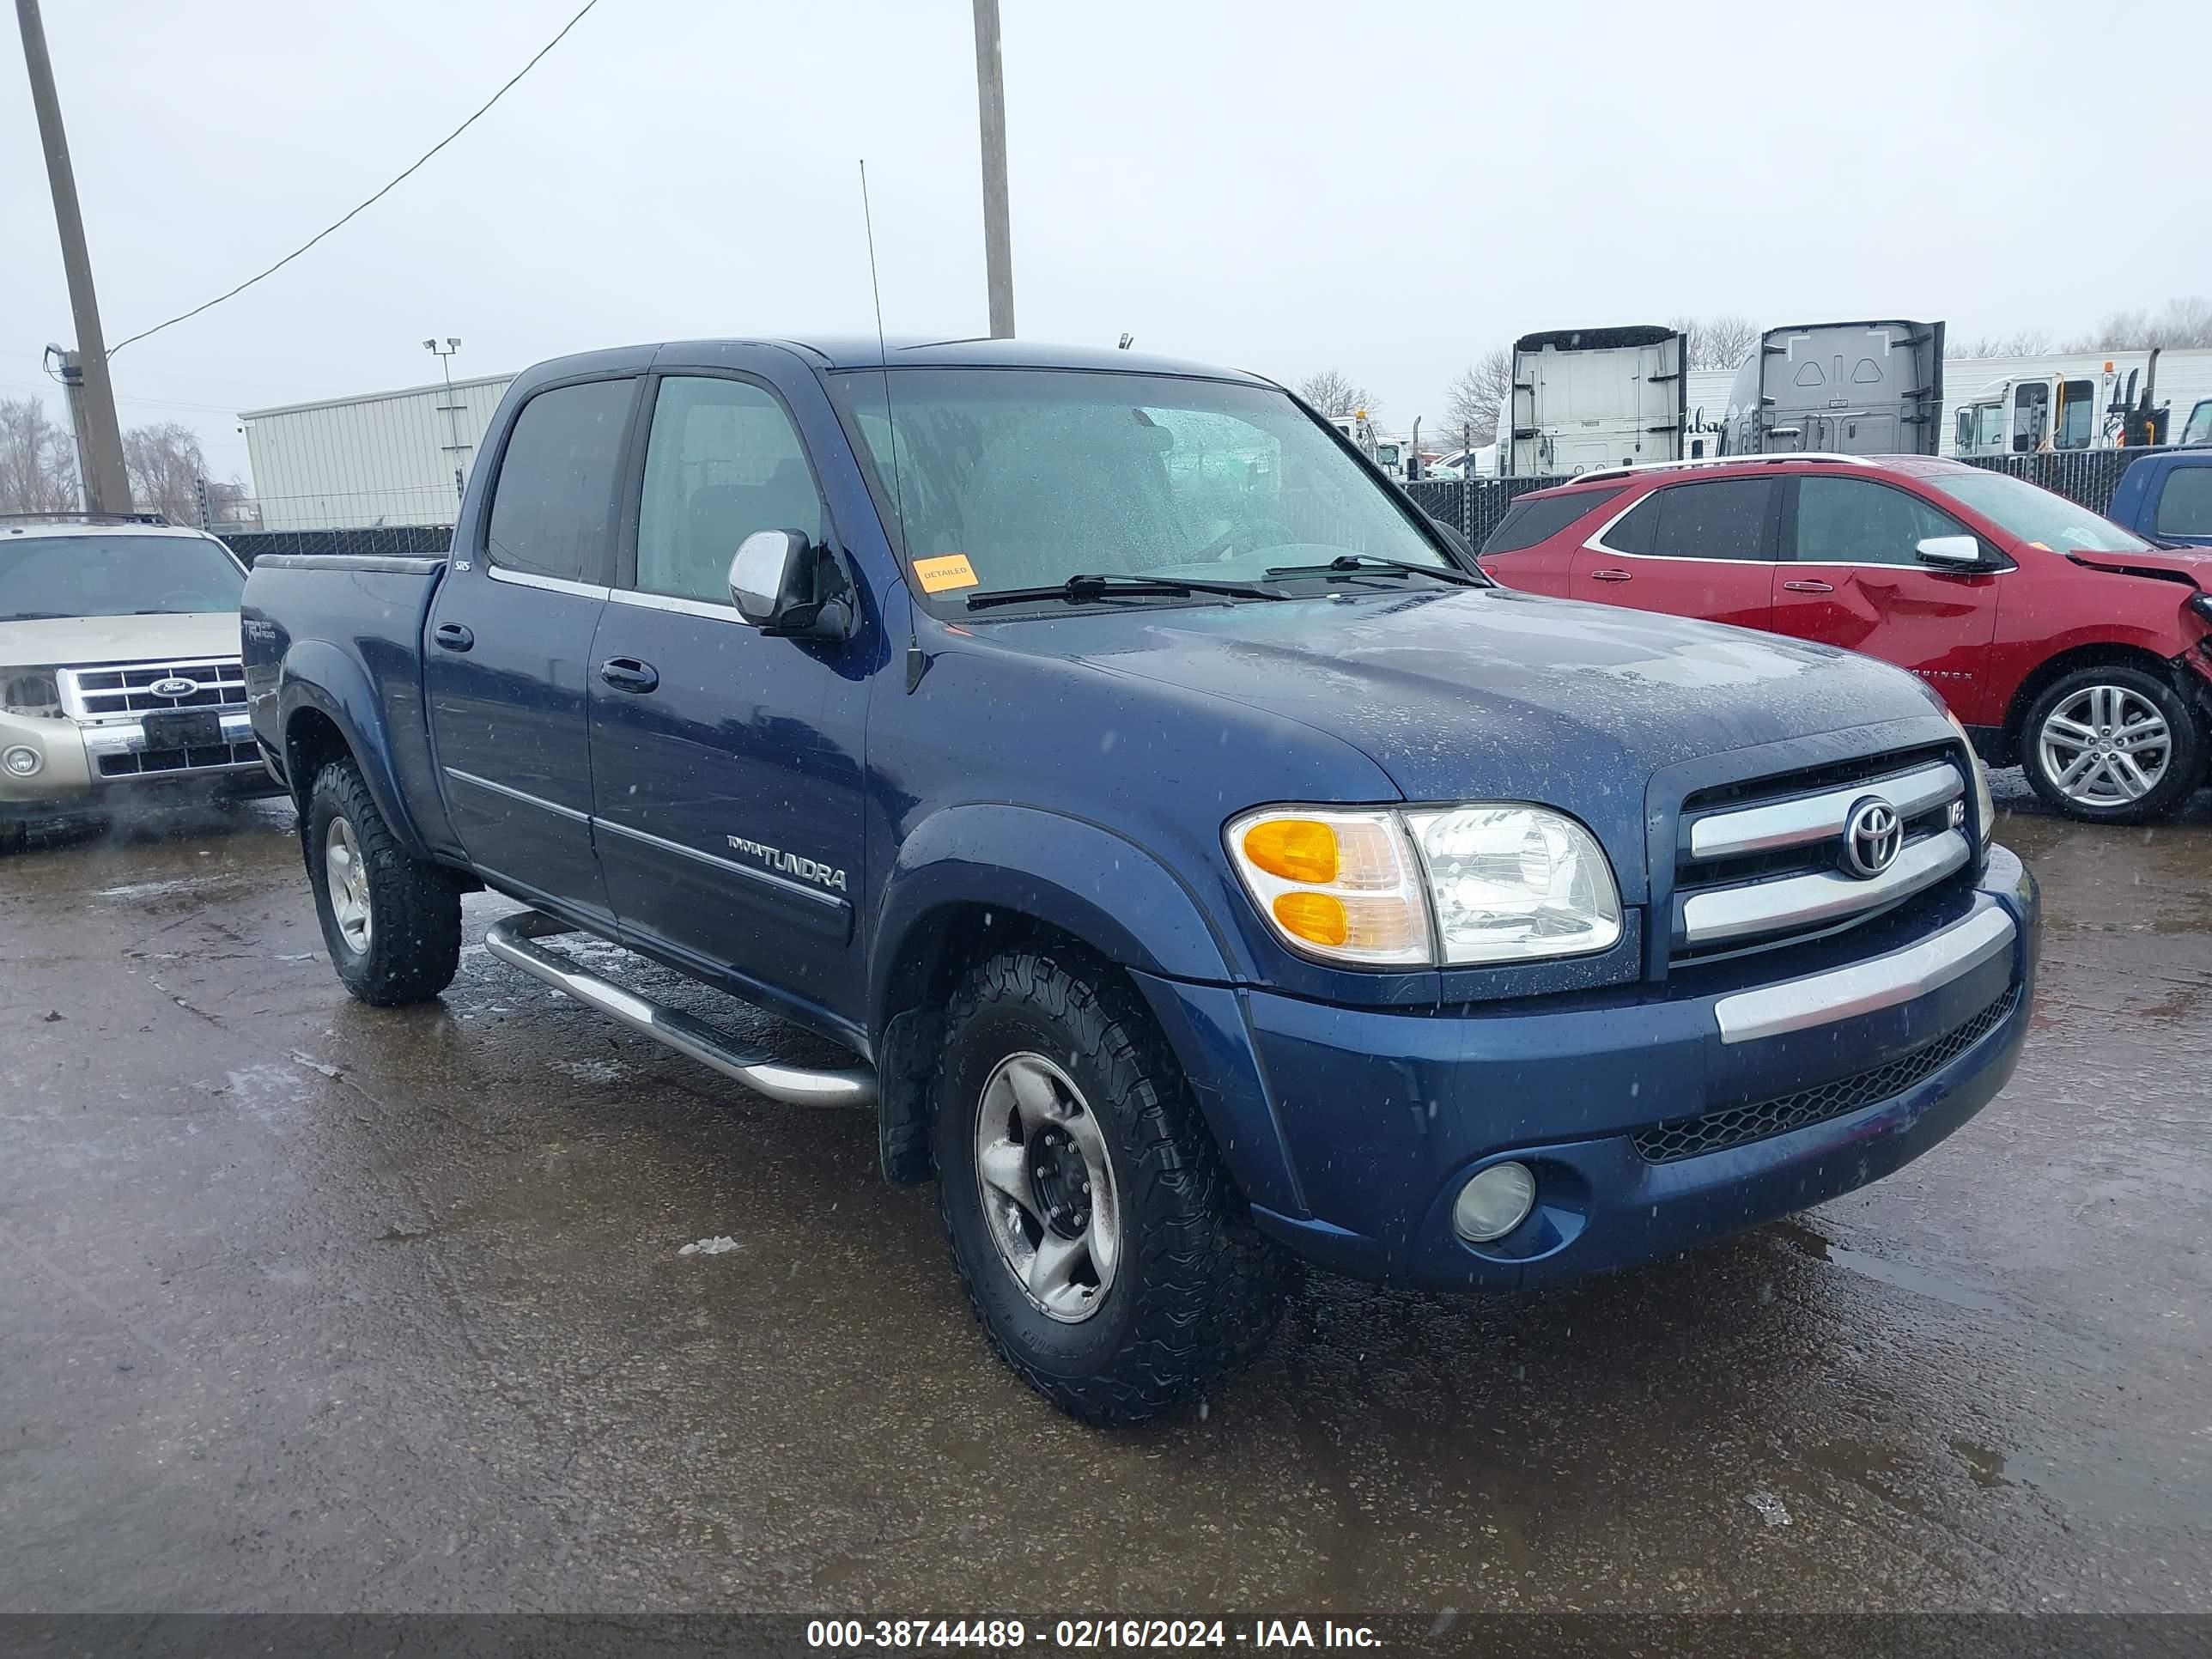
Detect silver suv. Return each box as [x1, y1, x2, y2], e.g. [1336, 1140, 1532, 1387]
[1, 514, 280, 847]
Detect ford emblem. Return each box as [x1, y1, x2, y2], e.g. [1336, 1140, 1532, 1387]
[149, 676, 200, 699]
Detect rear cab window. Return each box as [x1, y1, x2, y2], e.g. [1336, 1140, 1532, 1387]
[483, 378, 637, 584]
[1480, 487, 1626, 555]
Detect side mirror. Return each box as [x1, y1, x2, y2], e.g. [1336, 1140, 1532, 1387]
[728, 529, 852, 638]
[1916, 534, 1984, 569]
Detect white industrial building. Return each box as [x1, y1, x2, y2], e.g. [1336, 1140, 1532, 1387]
[240, 373, 516, 531]
[237, 347, 2212, 529]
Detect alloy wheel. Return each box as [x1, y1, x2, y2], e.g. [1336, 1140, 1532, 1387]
[324, 814, 374, 954]
[972, 1052, 1122, 1323]
[2037, 684, 2171, 808]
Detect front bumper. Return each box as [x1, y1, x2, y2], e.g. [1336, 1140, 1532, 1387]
[1145, 845, 2039, 1291]
[0, 707, 279, 823]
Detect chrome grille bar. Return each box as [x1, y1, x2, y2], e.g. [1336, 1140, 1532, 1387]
[1680, 828, 1972, 949]
[1687, 760, 1960, 860]
[58, 659, 248, 722]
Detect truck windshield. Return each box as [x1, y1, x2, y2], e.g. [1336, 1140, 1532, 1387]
[829, 368, 1457, 605]
[1932, 471, 2150, 554]
[0, 534, 245, 622]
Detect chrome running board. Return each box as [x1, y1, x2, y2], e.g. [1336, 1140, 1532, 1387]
[483, 910, 876, 1109]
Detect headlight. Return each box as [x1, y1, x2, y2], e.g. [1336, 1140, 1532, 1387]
[3, 670, 62, 717]
[1227, 804, 1622, 969]
[1945, 711, 1996, 846]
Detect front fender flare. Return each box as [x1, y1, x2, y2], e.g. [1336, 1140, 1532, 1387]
[277, 640, 430, 861]
[871, 805, 1242, 1021]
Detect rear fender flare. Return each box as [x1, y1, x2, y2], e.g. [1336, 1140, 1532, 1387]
[277, 641, 431, 861]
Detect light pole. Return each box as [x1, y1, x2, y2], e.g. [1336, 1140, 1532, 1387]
[424, 337, 467, 505]
[970, 0, 1014, 338]
[17, 0, 132, 514]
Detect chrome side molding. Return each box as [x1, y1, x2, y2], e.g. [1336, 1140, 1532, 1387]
[1712, 907, 2016, 1045]
[483, 910, 876, 1108]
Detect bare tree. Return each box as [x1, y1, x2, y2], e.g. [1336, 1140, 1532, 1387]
[0, 396, 80, 514]
[122, 422, 213, 524]
[1670, 314, 1760, 370]
[1949, 329, 2053, 358]
[1292, 369, 1381, 421]
[2067, 297, 2212, 351]
[1444, 348, 1513, 446]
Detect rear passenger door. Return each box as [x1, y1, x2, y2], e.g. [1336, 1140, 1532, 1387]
[1568, 477, 1778, 631]
[1475, 486, 1626, 593]
[587, 369, 872, 1027]
[424, 374, 636, 920]
[1771, 477, 2001, 722]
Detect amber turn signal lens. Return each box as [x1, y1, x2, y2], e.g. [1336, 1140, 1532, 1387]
[1243, 818, 1339, 884]
[1273, 890, 1349, 947]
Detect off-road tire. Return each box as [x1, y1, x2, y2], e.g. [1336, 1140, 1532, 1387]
[934, 946, 1291, 1425]
[305, 758, 462, 1005]
[2021, 665, 2203, 824]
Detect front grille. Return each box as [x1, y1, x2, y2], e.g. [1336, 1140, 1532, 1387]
[97, 741, 259, 778]
[59, 659, 246, 720]
[1671, 744, 1970, 962]
[1632, 985, 2021, 1164]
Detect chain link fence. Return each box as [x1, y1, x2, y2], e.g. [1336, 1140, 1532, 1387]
[219, 525, 453, 565]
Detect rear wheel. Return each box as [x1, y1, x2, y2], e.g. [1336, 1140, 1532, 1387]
[2022, 665, 2203, 823]
[934, 948, 1290, 1425]
[305, 758, 462, 1005]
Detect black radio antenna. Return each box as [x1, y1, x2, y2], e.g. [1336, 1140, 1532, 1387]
[860, 160, 928, 693]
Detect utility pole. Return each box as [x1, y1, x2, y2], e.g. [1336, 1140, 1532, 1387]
[16, 0, 132, 514]
[969, 0, 1015, 338]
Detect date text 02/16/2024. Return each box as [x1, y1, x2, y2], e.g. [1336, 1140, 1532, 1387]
[803, 1620, 1381, 1649]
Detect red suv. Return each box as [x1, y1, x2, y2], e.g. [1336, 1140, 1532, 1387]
[1477, 454, 2212, 823]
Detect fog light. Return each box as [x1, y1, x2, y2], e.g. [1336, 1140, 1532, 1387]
[3, 745, 41, 779]
[1454, 1160, 1537, 1243]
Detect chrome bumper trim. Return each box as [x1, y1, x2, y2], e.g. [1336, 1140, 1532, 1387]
[1713, 906, 2017, 1045]
[79, 710, 255, 763]
[1688, 761, 1961, 860]
[1680, 828, 1971, 948]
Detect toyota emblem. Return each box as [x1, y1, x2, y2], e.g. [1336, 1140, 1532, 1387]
[1840, 798, 1903, 879]
[148, 676, 200, 699]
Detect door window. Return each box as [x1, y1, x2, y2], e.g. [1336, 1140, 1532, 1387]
[1794, 479, 1972, 567]
[483, 379, 635, 582]
[1644, 478, 1775, 560]
[2010, 384, 2048, 453]
[634, 377, 826, 604]
[2056, 380, 2096, 450]
[2154, 469, 2212, 538]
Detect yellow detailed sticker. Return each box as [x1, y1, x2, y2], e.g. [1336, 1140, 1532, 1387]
[912, 553, 980, 593]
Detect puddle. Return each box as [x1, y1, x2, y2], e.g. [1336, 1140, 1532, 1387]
[1949, 1437, 2010, 1489]
[1770, 1219, 2006, 1312]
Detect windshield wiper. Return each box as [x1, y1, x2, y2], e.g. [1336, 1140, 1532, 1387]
[3, 611, 74, 622]
[965, 572, 1286, 611]
[1263, 554, 1486, 586]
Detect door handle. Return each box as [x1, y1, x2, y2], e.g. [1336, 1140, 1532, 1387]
[1589, 568, 1633, 584]
[1782, 580, 1835, 593]
[433, 622, 474, 651]
[599, 656, 659, 694]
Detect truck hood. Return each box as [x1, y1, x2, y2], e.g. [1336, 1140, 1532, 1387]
[988, 586, 1945, 879]
[0, 611, 244, 671]
[2065, 547, 2212, 586]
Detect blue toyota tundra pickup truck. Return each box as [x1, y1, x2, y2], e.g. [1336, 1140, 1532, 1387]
[242, 338, 2040, 1424]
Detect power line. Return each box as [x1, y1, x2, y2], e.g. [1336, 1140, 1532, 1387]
[106, 0, 603, 359]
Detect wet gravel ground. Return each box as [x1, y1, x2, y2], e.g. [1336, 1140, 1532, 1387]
[1, 775, 2206, 1614]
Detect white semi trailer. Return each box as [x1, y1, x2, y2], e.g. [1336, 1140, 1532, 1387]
[1502, 325, 1686, 477]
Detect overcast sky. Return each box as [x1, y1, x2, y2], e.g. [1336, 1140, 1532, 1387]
[7, 0, 2209, 484]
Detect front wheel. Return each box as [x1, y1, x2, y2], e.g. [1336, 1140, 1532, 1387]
[305, 758, 462, 1005]
[934, 949, 1290, 1425]
[2022, 665, 2203, 823]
